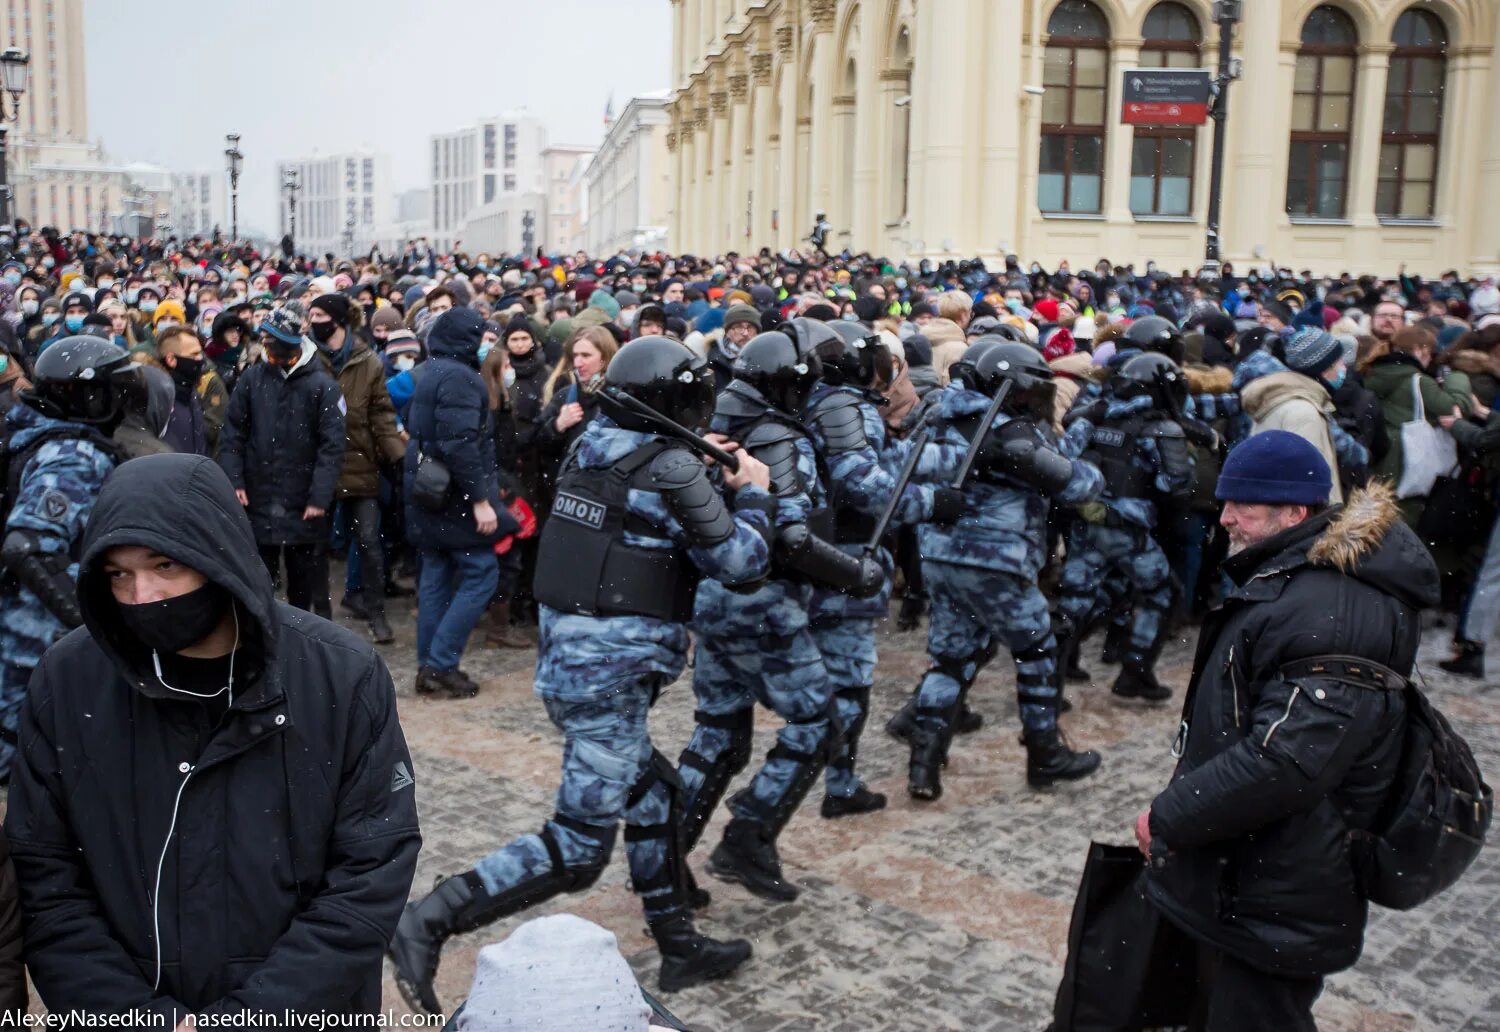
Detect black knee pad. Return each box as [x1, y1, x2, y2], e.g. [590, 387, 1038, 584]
[542, 815, 618, 891]
[691, 707, 754, 771]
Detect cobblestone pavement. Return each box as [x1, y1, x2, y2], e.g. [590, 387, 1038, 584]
[363, 589, 1499, 1032]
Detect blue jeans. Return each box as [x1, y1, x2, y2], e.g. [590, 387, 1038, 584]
[417, 548, 498, 671]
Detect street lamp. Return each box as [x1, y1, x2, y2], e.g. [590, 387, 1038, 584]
[0, 47, 30, 228]
[1202, 0, 1242, 277]
[224, 132, 242, 242]
[282, 167, 300, 248]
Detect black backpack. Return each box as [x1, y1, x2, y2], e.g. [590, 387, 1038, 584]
[1283, 655, 1492, 910]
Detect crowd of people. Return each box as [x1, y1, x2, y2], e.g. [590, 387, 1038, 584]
[0, 221, 1490, 1027]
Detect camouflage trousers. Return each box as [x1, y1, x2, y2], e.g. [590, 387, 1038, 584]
[470, 680, 681, 921]
[916, 562, 1058, 734]
[681, 629, 835, 836]
[1057, 522, 1172, 669]
[811, 617, 877, 800]
[0, 662, 32, 781]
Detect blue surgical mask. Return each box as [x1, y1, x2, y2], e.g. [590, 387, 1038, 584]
[2, 272, 18, 288]
[896, 277, 908, 290]
[41, 312, 59, 327]
[64, 315, 84, 332]
[125, 288, 140, 305]
[842, 312, 858, 321]
[477, 342, 494, 362]
[141, 299, 158, 314]
[1328, 366, 1347, 390]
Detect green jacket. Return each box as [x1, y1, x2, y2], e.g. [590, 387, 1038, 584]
[1361, 352, 1470, 483]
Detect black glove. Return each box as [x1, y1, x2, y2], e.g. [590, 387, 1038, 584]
[1064, 397, 1108, 427]
[929, 486, 966, 525]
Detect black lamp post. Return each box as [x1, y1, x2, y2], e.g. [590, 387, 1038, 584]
[0, 47, 30, 228]
[1202, 0, 1242, 277]
[343, 213, 355, 256]
[224, 133, 242, 242]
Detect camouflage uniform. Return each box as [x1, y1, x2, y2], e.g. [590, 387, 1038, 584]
[468, 421, 774, 924]
[0, 404, 118, 779]
[914, 383, 1104, 735]
[804, 383, 949, 800]
[1056, 394, 1195, 672]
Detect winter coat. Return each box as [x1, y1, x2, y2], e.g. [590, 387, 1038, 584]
[325, 339, 405, 499]
[535, 380, 603, 489]
[1048, 352, 1099, 432]
[1329, 372, 1389, 488]
[1448, 349, 1500, 407]
[1363, 352, 1471, 484]
[1146, 483, 1439, 978]
[924, 318, 968, 385]
[1240, 370, 1343, 504]
[704, 338, 736, 396]
[505, 349, 550, 497]
[0, 828, 24, 1017]
[161, 381, 210, 456]
[403, 311, 514, 553]
[196, 367, 229, 458]
[217, 344, 347, 546]
[907, 363, 941, 397]
[4, 453, 420, 1017]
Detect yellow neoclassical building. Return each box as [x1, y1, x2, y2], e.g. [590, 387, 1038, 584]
[666, 0, 1500, 274]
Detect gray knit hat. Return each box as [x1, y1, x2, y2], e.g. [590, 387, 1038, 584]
[454, 914, 650, 1031]
[1284, 327, 1342, 376]
[723, 303, 761, 331]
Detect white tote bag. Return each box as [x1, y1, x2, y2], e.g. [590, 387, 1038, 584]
[1395, 374, 1458, 500]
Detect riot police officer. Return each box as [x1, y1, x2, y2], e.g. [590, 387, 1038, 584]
[388, 336, 776, 1014]
[799, 318, 965, 814]
[906, 340, 1106, 799]
[680, 327, 885, 904]
[1056, 352, 1196, 704]
[0, 336, 130, 780]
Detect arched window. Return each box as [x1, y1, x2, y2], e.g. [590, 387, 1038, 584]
[1040, 0, 1109, 213]
[1287, 5, 1358, 218]
[1378, 9, 1447, 218]
[1130, 2, 1202, 216]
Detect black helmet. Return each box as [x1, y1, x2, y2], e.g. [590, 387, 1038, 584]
[965, 315, 1005, 339]
[948, 339, 1002, 393]
[22, 336, 133, 427]
[963, 340, 1057, 423]
[799, 316, 891, 389]
[1122, 315, 1185, 364]
[732, 330, 823, 417]
[1112, 352, 1187, 413]
[598, 334, 716, 432]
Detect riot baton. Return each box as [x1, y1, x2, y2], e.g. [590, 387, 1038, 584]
[949, 379, 1013, 490]
[862, 429, 930, 556]
[600, 387, 742, 472]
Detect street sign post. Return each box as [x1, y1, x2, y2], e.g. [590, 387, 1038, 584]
[1121, 68, 1212, 126]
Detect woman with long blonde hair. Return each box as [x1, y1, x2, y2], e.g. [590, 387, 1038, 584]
[536, 326, 619, 488]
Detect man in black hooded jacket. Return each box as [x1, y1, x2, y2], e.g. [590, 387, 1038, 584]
[1135, 430, 1439, 1031]
[3, 453, 421, 1022]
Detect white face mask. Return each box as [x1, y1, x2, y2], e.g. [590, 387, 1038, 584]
[503, 366, 516, 388]
[394, 355, 416, 372]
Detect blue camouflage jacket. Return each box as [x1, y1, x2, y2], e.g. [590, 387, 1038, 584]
[1076, 393, 1195, 529]
[918, 383, 1103, 576]
[536, 418, 775, 703]
[805, 383, 940, 622]
[0, 404, 117, 670]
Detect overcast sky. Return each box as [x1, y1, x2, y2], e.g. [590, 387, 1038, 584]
[83, 0, 671, 236]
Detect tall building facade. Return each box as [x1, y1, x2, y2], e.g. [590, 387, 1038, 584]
[5, 0, 86, 142]
[543, 144, 594, 254]
[669, 0, 1500, 274]
[585, 94, 673, 256]
[429, 112, 547, 251]
[169, 171, 228, 239]
[277, 151, 392, 257]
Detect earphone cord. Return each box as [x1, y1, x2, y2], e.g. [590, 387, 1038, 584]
[150, 605, 239, 708]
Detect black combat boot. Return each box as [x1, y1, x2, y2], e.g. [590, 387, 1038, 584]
[1024, 728, 1102, 787]
[887, 693, 981, 742]
[416, 668, 479, 699]
[1100, 622, 1127, 665]
[1440, 640, 1485, 678]
[651, 911, 752, 992]
[706, 818, 799, 902]
[684, 865, 712, 910]
[367, 606, 395, 645]
[339, 592, 369, 621]
[906, 718, 952, 802]
[896, 592, 924, 631]
[1111, 664, 1172, 704]
[1061, 637, 1090, 682]
[820, 784, 887, 818]
[388, 867, 571, 1014]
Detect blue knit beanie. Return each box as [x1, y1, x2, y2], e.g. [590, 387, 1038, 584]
[1216, 430, 1331, 505]
[1283, 327, 1342, 376]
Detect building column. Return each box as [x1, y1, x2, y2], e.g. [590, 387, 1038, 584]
[709, 88, 730, 252]
[727, 72, 751, 248]
[909, 0, 978, 258]
[692, 102, 710, 252]
[1103, 39, 1143, 225]
[806, 0, 838, 239]
[1223, 5, 1282, 265]
[831, 95, 856, 248]
[977, 0, 1026, 259]
[1347, 44, 1393, 228]
[874, 68, 911, 252]
[750, 51, 775, 246]
[1465, 34, 1500, 270]
[681, 119, 698, 251]
[665, 126, 680, 251]
[849, 8, 881, 251]
[775, 24, 800, 249]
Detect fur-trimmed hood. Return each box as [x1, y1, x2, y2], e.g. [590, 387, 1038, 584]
[1306, 481, 1440, 608]
[1448, 348, 1500, 379]
[1049, 351, 1101, 382]
[1184, 364, 1233, 394]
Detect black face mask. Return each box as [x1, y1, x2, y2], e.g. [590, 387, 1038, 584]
[118, 580, 233, 655]
[310, 320, 340, 345]
[170, 355, 204, 388]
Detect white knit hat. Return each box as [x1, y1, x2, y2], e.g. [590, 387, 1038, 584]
[453, 914, 650, 1032]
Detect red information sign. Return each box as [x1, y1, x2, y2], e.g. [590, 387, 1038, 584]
[1121, 69, 1212, 126]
